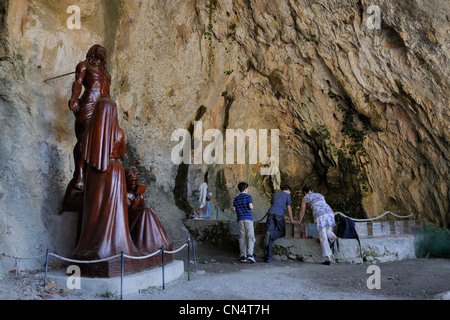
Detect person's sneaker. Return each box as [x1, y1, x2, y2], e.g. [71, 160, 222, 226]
[247, 255, 256, 263]
[321, 260, 331, 265]
[240, 256, 247, 263]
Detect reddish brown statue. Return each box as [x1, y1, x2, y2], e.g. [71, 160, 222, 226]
[62, 44, 111, 213]
[125, 167, 173, 255]
[63, 45, 174, 277]
[72, 98, 141, 261]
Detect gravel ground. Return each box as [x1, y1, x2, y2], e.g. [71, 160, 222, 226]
[1, 245, 449, 301]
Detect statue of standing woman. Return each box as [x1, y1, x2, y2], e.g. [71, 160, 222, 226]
[62, 45, 111, 213]
[72, 98, 142, 260]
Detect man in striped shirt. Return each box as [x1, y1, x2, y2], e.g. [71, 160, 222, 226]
[233, 182, 256, 263]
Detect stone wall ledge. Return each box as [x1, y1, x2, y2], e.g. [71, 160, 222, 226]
[184, 219, 417, 264]
[273, 235, 417, 264]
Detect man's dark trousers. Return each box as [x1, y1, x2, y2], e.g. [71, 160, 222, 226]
[265, 214, 286, 262]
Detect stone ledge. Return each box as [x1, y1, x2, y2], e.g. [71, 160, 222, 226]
[184, 219, 418, 264]
[273, 235, 417, 264]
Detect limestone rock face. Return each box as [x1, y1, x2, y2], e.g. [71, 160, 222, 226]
[0, 0, 448, 275]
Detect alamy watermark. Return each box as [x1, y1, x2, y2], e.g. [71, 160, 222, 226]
[366, 265, 381, 290]
[366, 5, 381, 30]
[65, 4, 381, 31]
[64, 263, 382, 291]
[171, 121, 279, 176]
[66, 5, 81, 30]
[66, 265, 81, 290]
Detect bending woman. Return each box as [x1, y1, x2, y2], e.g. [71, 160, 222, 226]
[297, 186, 337, 265]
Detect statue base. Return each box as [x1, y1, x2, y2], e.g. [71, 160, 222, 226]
[47, 260, 184, 295]
[77, 253, 173, 278]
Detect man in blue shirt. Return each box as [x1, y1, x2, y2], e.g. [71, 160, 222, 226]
[264, 185, 295, 262]
[233, 182, 256, 263]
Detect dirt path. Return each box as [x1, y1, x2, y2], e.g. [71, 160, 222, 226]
[1, 245, 449, 301]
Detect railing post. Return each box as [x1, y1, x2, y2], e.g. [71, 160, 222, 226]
[191, 237, 198, 273]
[44, 249, 49, 288]
[187, 238, 191, 281]
[161, 246, 165, 290]
[120, 251, 124, 300]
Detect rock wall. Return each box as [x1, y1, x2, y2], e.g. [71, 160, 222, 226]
[0, 0, 448, 276]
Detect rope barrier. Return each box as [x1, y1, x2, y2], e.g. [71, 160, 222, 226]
[165, 242, 189, 254]
[215, 204, 268, 222]
[2, 237, 197, 300]
[48, 253, 123, 264]
[123, 250, 162, 260]
[1, 253, 47, 276]
[257, 212, 268, 222]
[335, 211, 413, 222]
[214, 206, 412, 223]
[215, 205, 236, 220]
